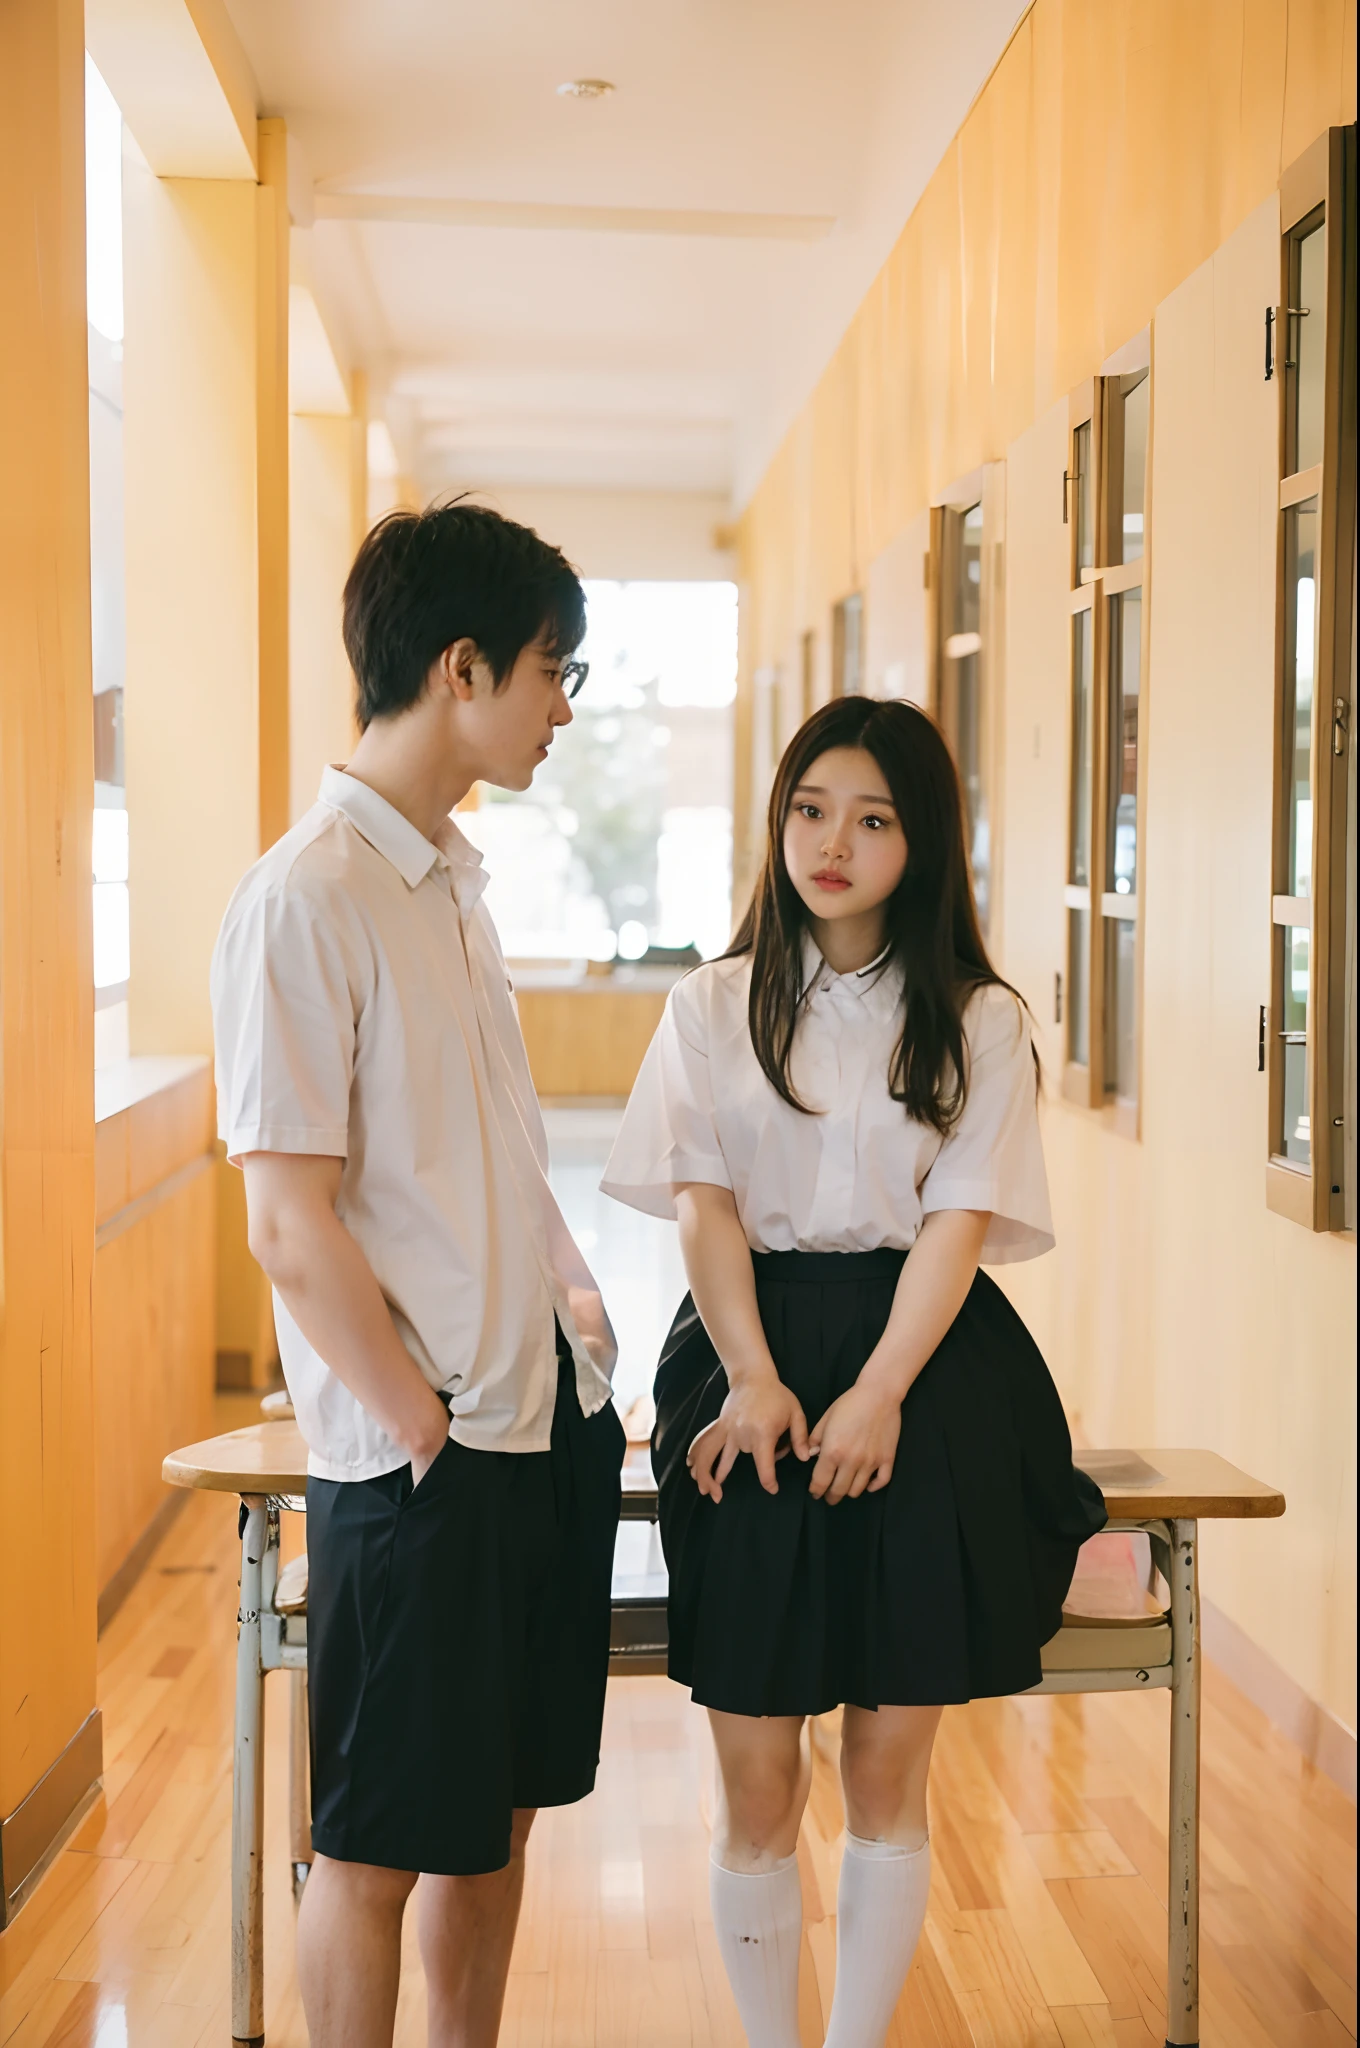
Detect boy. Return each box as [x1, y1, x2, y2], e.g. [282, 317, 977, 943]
[211, 503, 624, 2048]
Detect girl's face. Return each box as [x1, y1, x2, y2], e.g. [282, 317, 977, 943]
[782, 746, 908, 927]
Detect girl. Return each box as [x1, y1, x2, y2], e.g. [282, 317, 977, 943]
[602, 696, 1106, 2047]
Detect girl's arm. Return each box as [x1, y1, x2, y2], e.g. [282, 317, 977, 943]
[674, 1182, 810, 1501]
[807, 1208, 990, 1504]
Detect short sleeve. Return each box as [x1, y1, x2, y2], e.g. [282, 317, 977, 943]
[600, 978, 731, 1219]
[211, 881, 356, 1164]
[919, 986, 1054, 1263]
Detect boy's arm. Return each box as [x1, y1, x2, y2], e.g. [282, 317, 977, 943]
[242, 1152, 450, 1482]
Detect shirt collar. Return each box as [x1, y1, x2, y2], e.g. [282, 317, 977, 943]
[319, 767, 488, 911]
[802, 931, 897, 1003]
[431, 812, 490, 913]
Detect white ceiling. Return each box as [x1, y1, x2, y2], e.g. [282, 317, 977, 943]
[226, 0, 1023, 507]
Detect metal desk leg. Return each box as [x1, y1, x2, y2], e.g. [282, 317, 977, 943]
[1166, 1518, 1200, 2046]
[233, 1495, 269, 2048]
[288, 1668, 313, 1899]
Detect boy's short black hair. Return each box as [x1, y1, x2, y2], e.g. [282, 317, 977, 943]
[341, 499, 586, 729]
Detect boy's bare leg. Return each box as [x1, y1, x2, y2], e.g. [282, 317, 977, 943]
[417, 1807, 537, 2048]
[296, 1853, 417, 2048]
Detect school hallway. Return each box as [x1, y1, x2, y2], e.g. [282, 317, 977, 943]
[2, 0, 1357, 2040]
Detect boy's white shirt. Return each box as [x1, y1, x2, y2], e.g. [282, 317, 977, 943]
[211, 766, 616, 1481]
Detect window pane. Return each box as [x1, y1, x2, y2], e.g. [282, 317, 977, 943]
[1074, 420, 1094, 575]
[1120, 371, 1149, 563]
[93, 880, 130, 988]
[1277, 924, 1311, 1164]
[1293, 220, 1327, 476]
[1284, 500, 1317, 897]
[1069, 608, 1094, 886]
[1106, 589, 1141, 896]
[1067, 907, 1090, 1068]
[1104, 917, 1137, 1100]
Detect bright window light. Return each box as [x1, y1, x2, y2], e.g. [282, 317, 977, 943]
[85, 55, 123, 343]
[461, 581, 736, 962]
[92, 806, 128, 883]
[93, 883, 130, 988]
[92, 808, 129, 988]
[578, 581, 737, 709]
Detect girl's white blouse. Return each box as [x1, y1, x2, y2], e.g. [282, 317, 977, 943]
[601, 949, 1054, 1265]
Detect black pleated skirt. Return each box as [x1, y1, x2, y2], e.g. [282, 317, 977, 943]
[651, 1248, 1108, 1717]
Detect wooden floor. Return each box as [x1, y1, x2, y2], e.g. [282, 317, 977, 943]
[1, 1439, 1354, 2047]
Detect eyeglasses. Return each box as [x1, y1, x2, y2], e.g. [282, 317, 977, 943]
[559, 659, 589, 699]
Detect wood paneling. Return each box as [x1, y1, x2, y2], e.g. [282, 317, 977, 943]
[0, 1482, 1351, 2038]
[93, 1172, 216, 1600]
[998, 196, 1359, 1742]
[517, 988, 669, 1099]
[0, 0, 99, 1846]
[93, 1061, 217, 1600]
[734, 0, 1358, 1742]
[94, 1059, 214, 1228]
[736, 0, 1356, 893]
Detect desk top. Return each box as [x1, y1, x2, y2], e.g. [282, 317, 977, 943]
[163, 1428, 1286, 1521]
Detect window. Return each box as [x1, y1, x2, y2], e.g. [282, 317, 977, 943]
[800, 628, 817, 722]
[1062, 358, 1150, 1123]
[932, 473, 1002, 938]
[461, 581, 737, 966]
[1266, 129, 1356, 1230]
[832, 592, 864, 697]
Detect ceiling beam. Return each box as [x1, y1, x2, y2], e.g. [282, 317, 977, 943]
[86, 0, 257, 178]
[313, 192, 836, 242]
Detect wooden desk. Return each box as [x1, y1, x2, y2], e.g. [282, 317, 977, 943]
[164, 1434, 1283, 2048]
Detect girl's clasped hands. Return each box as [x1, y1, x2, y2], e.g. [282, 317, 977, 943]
[686, 1367, 903, 1506]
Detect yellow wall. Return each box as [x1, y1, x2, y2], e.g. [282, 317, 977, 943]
[0, 0, 100, 1862]
[289, 412, 361, 822]
[737, 0, 1358, 1732]
[123, 163, 261, 1060]
[121, 156, 285, 1385]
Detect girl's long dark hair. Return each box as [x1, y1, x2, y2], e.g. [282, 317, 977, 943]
[728, 695, 1031, 1136]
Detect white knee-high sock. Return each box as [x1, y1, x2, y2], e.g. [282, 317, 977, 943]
[823, 1832, 931, 2048]
[708, 1853, 803, 2048]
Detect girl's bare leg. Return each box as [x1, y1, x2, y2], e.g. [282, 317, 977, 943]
[839, 1701, 941, 1847]
[707, 1709, 809, 1868]
[705, 1710, 809, 2048]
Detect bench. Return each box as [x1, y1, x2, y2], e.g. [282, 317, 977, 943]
[163, 1424, 1283, 2048]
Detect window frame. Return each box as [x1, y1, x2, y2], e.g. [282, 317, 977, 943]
[800, 627, 817, 723]
[831, 591, 865, 697]
[1061, 346, 1153, 1133]
[1266, 126, 1357, 1232]
[930, 464, 1005, 943]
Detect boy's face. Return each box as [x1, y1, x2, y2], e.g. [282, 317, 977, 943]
[441, 630, 577, 791]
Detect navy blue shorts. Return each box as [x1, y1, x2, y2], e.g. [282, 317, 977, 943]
[305, 1351, 625, 1875]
